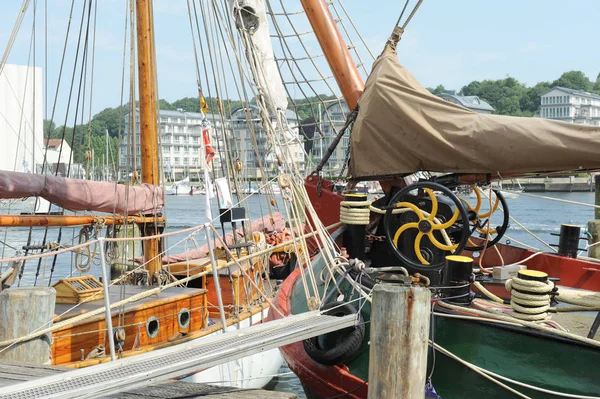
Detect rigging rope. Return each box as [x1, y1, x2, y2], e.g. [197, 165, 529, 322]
[0, 0, 31, 76]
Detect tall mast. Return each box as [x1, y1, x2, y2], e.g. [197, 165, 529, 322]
[136, 0, 161, 280]
[300, 0, 364, 109]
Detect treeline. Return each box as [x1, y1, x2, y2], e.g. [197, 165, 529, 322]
[44, 94, 336, 168]
[427, 70, 600, 117]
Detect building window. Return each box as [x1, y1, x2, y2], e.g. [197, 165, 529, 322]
[183, 157, 189, 165]
[174, 157, 180, 165]
[192, 158, 199, 165]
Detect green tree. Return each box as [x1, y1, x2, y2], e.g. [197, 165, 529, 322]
[92, 106, 127, 138]
[592, 72, 600, 94]
[427, 84, 447, 95]
[520, 81, 550, 115]
[159, 99, 176, 110]
[172, 97, 202, 112]
[460, 77, 528, 116]
[551, 71, 591, 91]
[459, 81, 482, 96]
[292, 94, 337, 120]
[43, 120, 56, 137]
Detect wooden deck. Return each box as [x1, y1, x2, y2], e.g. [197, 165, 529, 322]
[0, 361, 297, 398]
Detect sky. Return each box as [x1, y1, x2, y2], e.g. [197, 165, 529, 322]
[0, 0, 599, 123]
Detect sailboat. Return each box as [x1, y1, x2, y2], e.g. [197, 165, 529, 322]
[2, 0, 599, 397]
[259, 2, 600, 399]
[165, 176, 194, 195]
[0, 0, 307, 390]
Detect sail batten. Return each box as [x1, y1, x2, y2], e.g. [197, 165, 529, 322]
[0, 171, 163, 215]
[350, 45, 600, 180]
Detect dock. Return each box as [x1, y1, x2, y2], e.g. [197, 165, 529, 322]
[0, 361, 297, 398]
[0, 311, 352, 398]
[501, 176, 594, 192]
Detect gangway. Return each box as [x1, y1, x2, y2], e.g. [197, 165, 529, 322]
[0, 311, 357, 399]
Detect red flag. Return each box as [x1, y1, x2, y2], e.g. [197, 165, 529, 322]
[203, 128, 215, 165]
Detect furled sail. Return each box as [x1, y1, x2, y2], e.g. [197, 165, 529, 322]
[349, 44, 600, 181]
[228, 0, 288, 115]
[0, 171, 163, 215]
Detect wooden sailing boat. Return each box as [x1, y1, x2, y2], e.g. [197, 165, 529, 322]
[267, 1, 600, 398]
[0, 0, 299, 389]
[3, 0, 598, 397]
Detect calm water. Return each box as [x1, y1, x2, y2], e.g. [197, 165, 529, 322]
[0, 191, 596, 397]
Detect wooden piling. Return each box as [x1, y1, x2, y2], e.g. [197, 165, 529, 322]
[0, 288, 56, 364]
[368, 284, 431, 399]
[588, 175, 600, 259]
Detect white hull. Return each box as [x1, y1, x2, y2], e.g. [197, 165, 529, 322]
[183, 308, 283, 389]
[165, 185, 205, 196]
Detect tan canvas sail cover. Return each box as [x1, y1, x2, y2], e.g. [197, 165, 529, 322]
[349, 44, 600, 181]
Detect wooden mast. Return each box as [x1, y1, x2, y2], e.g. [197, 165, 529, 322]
[135, 0, 162, 280]
[300, 0, 364, 109]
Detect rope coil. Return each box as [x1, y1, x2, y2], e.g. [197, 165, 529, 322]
[505, 275, 554, 321]
[340, 200, 371, 225]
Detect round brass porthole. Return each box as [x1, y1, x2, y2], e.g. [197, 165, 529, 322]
[178, 308, 191, 329]
[146, 316, 160, 339]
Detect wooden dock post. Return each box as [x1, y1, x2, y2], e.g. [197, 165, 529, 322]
[368, 284, 431, 399]
[587, 175, 600, 259]
[0, 287, 56, 364]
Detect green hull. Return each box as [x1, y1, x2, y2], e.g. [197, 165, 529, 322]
[288, 254, 600, 398]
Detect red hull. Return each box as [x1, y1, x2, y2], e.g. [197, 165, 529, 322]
[273, 245, 600, 398]
[274, 177, 600, 397]
[272, 266, 368, 399]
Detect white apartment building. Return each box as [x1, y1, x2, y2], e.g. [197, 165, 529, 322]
[0, 64, 43, 173]
[540, 87, 600, 125]
[308, 101, 351, 177]
[229, 105, 304, 178]
[120, 106, 305, 181]
[119, 109, 224, 181]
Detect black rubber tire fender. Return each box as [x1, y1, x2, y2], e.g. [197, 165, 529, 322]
[303, 301, 366, 366]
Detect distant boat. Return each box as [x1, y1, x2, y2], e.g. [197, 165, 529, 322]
[165, 177, 200, 195]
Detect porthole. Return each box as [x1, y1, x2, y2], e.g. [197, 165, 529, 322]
[178, 308, 191, 329]
[146, 316, 160, 339]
